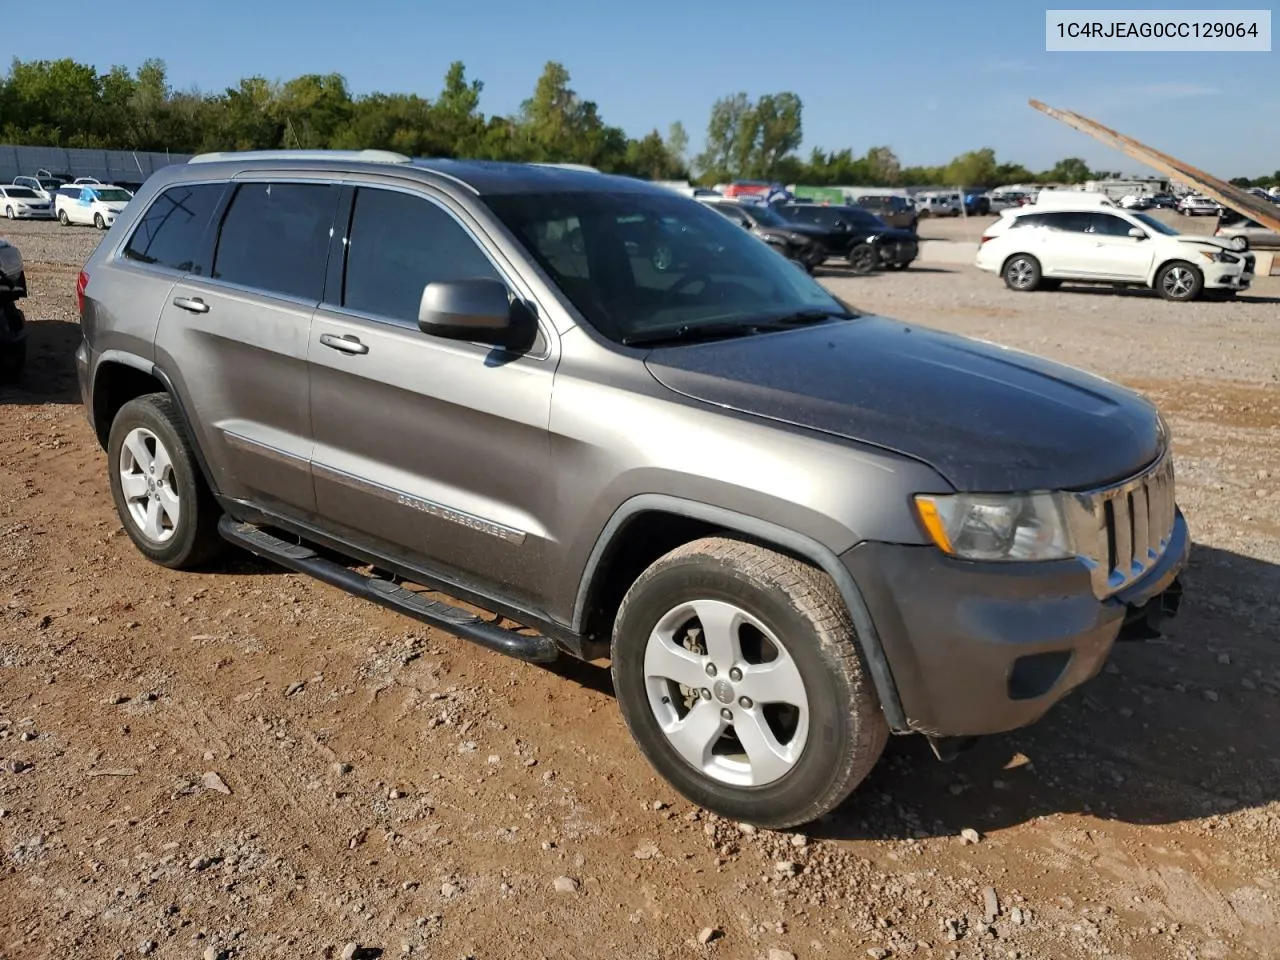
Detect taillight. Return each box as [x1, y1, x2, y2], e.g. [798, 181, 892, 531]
[979, 234, 994, 245]
[76, 269, 89, 316]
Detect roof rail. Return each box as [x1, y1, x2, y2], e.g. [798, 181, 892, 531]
[530, 162, 600, 173]
[188, 149, 412, 165]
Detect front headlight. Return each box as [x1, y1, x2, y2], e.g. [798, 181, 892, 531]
[1200, 249, 1239, 264]
[913, 492, 1075, 562]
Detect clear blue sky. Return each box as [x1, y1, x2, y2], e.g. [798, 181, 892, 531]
[5, 0, 1277, 177]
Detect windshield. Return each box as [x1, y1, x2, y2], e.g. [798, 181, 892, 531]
[739, 203, 787, 227]
[485, 190, 849, 345]
[1130, 213, 1180, 236]
[93, 188, 132, 203]
[839, 207, 888, 229]
[5, 187, 38, 198]
[38, 179, 62, 190]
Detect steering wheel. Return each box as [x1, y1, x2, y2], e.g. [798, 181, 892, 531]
[669, 272, 714, 296]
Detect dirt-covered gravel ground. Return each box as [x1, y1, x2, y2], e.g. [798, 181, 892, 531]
[1, 216, 1278, 960]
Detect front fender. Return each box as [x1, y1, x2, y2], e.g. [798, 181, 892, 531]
[572, 492, 910, 732]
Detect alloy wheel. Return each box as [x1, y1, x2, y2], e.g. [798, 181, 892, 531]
[118, 427, 181, 543]
[1007, 258, 1036, 289]
[1161, 266, 1196, 299]
[642, 599, 809, 787]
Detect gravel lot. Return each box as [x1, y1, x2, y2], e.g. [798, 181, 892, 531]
[1, 217, 1278, 960]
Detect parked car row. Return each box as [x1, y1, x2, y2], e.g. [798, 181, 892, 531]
[6, 172, 133, 228]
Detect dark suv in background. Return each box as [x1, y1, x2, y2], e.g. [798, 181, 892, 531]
[774, 203, 919, 272]
[76, 150, 1188, 829]
[854, 194, 919, 231]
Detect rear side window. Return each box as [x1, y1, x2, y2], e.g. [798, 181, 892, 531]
[1042, 212, 1092, 233]
[341, 187, 501, 324]
[123, 183, 225, 275]
[212, 182, 337, 301]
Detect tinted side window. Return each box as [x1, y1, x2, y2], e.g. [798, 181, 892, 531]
[212, 182, 337, 300]
[123, 183, 225, 275]
[1043, 212, 1092, 233]
[1090, 214, 1136, 237]
[342, 188, 501, 324]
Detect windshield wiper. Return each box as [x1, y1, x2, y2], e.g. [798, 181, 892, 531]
[622, 322, 765, 347]
[760, 307, 859, 325]
[622, 308, 858, 347]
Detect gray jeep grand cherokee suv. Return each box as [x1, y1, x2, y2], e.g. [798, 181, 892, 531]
[76, 150, 1189, 828]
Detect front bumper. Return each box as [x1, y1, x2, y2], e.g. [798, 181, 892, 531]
[843, 508, 1190, 737]
[1202, 261, 1252, 290]
[878, 239, 918, 266]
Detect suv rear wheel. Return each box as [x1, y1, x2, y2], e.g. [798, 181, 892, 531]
[107, 393, 225, 569]
[1003, 254, 1042, 291]
[611, 537, 888, 829]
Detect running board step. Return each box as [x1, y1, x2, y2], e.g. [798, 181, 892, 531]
[218, 517, 559, 664]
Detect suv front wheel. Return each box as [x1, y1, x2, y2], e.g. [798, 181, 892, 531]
[611, 537, 888, 829]
[107, 393, 225, 569]
[1155, 261, 1204, 302]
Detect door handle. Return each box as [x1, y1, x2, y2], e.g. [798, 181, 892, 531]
[172, 296, 209, 314]
[319, 333, 369, 355]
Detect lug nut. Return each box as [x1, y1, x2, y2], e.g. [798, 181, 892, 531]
[729, 667, 742, 682]
[738, 697, 753, 709]
[701, 688, 712, 701]
[720, 708, 733, 722]
[705, 663, 717, 677]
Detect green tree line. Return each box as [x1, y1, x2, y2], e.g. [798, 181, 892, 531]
[3, 58, 1275, 189]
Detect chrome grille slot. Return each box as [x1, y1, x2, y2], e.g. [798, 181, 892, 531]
[1068, 452, 1177, 599]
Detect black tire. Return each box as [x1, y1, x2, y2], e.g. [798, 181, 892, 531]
[0, 303, 24, 384]
[106, 393, 225, 569]
[58, 208, 69, 225]
[1002, 254, 1042, 291]
[847, 243, 877, 275]
[1155, 260, 1204, 302]
[4, 206, 13, 220]
[611, 537, 889, 829]
[93, 212, 105, 230]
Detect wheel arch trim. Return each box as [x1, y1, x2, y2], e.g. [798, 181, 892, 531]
[571, 493, 909, 731]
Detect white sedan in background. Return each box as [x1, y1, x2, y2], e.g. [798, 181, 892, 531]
[0, 185, 56, 220]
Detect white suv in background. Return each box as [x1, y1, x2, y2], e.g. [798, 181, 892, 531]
[54, 183, 133, 229]
[975, 196, 1254, 302]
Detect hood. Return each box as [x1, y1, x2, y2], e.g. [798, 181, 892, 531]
[769, 222, 831, 240]
[644, 316, 1162, 492]
[759, 227, 819, 246]
[870, 227, 918, 242]
[1174, 234, 1232, 251]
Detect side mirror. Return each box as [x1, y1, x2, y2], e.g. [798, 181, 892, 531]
[1128, 227, 1147, 240]
[418, 278, 531, 349]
